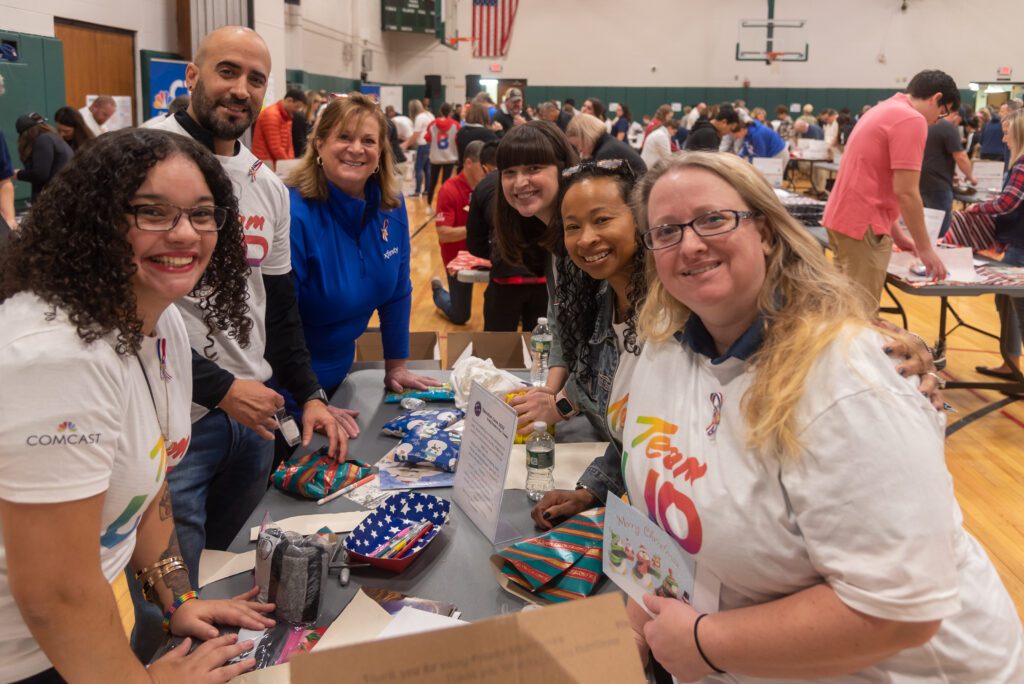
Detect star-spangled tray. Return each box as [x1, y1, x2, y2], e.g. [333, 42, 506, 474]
[343, 492, 450, 572]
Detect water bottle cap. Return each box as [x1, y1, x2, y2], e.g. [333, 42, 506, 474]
[533, 421, 547, 431]
[537, 317, 547, 325]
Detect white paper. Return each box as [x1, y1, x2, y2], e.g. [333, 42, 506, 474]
[899, 207, 946, 245]
[671, 102, 682, 113]
[503, 442, 609, 491]
[317, 589, 394, 651]
[376, 606, 468, 639]
[248, 510, 369, 542]
[887, 247, 979, 283]
[972, 160, 1005, 191]
[603, 496, 698, 617]
[453, 381, 518, 544]
[752, 157, 785, 188]
[198, 549, 257, 587]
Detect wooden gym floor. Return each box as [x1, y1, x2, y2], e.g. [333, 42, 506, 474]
[395, 174, 1024, 617]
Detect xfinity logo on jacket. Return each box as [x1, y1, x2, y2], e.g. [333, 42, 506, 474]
[383, 247, 400, 260]
[26, 420, 101, 446]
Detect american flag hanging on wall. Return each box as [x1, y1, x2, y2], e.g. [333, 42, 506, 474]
[472, 0, 520, 58]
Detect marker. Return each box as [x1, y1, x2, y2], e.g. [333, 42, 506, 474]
[386, 522, 434, 559]
[368, 524, 414, 557]
[317, 473, 376, 506]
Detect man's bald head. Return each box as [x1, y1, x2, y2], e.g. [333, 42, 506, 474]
[193, 26, 270, 70]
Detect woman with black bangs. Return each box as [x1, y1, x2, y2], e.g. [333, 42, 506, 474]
[0, 128, 274, 682]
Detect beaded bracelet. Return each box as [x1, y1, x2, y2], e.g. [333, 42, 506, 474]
[162, 590, 198, 633]
[693, 613, 726, 675]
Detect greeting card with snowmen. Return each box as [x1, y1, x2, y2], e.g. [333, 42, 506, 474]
[603, 495, 698, 616]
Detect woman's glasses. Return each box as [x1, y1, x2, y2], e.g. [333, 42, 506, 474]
[641, 210, 761, 250]
[562, 158, 637, 180]
[128, 203, 229, 232]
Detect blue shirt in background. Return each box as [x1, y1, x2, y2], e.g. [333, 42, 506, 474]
[289, 179, 412, 391]
[0, 132, 13, 180]
[740, 121, 787, 160]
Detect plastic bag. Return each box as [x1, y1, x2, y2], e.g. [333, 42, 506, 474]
[381, 408, 465, 438]
[383, 383, 456, 404]
[450, 356, 526, 409]
[271, 447, 373, 500]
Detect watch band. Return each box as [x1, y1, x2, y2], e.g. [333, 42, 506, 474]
[304, 388, 328, 405]
[554, 390, 579, 419]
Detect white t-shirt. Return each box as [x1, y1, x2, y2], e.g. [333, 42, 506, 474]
[154, 115, 292, 421]
[641, 126, 673, 170]
[412, 111, 435, 145]
[0, 293, 192, 680]
[614, 325, 1024, 683]
[392, 115, 414, 141]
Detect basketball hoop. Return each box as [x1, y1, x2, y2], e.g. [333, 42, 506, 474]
[766, 51, 782, 64]
[447, 36, 474, 46]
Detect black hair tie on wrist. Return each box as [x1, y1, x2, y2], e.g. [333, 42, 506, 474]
[694, 613, 726, 675]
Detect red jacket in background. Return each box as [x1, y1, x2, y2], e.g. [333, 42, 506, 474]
[252, 101, 294, 164]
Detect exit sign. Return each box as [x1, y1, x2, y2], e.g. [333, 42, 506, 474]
[997, 66, 1012, 80]
[489, 63, 502, 72]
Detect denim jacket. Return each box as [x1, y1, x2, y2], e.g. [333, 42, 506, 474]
[562, 282, 630, 502]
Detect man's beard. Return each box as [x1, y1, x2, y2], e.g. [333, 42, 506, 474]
[191, 78, 257, 140]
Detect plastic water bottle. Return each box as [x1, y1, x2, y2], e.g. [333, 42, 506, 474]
[529, 317, 552, 387]
[525, 421, 555, 502]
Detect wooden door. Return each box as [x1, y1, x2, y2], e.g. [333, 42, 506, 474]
[54, 20, 136, 125]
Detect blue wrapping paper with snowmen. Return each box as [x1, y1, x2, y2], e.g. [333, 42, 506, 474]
[380, 408, 464, 438]
[391, 430, 462, 473]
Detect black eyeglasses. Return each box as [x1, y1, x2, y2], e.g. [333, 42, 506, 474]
[128, 203, 229, 233]
[562, 158, 637, 180]
[641, 210, 761, 250]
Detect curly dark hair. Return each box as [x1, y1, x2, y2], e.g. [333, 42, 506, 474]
[0, 127, 252, 355]
[551, 161, 646, 390]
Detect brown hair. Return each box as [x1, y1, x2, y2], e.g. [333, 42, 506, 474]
[466, 102, 490, 126]
[17, 122, 61, 164]
[286, 92, 400, 210]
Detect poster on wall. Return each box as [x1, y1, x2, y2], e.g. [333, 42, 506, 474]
[360, 84, 382, 103]
[148, 58, 189, 120]
[379, 86, 403, 114]
[86, 94, 133, 131]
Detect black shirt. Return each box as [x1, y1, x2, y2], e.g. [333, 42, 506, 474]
[920, 120, 963, 194]
[16, 133, 73, 199]
[455, 124, 498, 170]
[684, 119, 720, 152]
[592, 133, 647, 176]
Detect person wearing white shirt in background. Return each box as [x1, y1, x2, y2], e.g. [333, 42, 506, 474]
[622, 151, 1023, 683]
[641, 118, 678, 170]
[78, 95, 117, 136]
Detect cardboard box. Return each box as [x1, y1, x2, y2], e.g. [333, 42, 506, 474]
[355, 330, 440, 362]
[446, 331, 532, 369]
[290, 593, 645, 684]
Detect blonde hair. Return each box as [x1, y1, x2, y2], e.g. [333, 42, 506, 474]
[633, 152, 873, 460]
[408, 99, 425, 120]
[565, 113, 606, 148]
[1005, 108, 1024, 167]
[287, 92, 400, 210]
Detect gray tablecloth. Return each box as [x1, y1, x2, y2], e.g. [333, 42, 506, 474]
[204, 369, 604, 623]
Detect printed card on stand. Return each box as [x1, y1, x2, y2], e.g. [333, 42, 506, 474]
[603, 495, 697, 616]
[453, 380, 528, 545]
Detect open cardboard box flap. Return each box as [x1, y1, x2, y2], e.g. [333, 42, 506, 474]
[356, 331, 440, 361]
[290, 593, 645, 684]
[446, 332, 532, 369]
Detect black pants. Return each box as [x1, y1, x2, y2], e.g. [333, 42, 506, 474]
[427, 163, 455, 204]
[483, 282, 548, 331]
[980, 152, 1005, 161]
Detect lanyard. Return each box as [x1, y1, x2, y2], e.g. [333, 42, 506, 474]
[137, 337, 170, 443]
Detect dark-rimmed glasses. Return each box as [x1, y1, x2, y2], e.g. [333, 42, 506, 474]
[641, 210, 761, 250]
[128, 203, 229, 232]
[562, 158, 637, 180]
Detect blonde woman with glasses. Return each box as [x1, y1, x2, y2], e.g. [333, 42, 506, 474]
[617, 151, 1022, 682]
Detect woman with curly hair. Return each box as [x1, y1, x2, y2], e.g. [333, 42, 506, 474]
[0, 128, 273, 682]
[623, 152, 1022, 681]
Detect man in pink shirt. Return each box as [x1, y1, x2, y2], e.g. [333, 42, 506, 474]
[823, 70, 959, 310]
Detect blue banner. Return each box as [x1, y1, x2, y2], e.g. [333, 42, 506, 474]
[360, 84, 382, 103]
[149, 58, 189, 117]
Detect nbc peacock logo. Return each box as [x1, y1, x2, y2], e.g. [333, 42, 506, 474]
[27, 420, 99, 446]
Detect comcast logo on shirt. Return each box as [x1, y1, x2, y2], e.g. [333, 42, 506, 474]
[26, 421, 101, 446]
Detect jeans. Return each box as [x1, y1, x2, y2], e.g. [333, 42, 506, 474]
[921, 187, 954, 238]
[414, 144, 431, 194]
[432, 273, 473, 325]
[995, 245, 1024, 359]
[166, 409, 275, 587]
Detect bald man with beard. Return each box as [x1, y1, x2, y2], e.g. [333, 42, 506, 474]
[153, 26, 343, 585]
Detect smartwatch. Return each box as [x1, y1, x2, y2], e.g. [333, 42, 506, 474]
[554, 390, 579, 419]
[304, 388, 329, 405]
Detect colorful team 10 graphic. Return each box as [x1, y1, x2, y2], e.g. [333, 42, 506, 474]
[100, 436, 166, 549]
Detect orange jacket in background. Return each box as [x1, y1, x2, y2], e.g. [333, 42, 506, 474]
[252, 101, 294, 164]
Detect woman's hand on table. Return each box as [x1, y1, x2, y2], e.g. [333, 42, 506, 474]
[641, 594, 713, 682]
[383, 364, 443, 393]
[147, 633, 258, 683]
[168, 587, 276, 640]
[626, 597, 652, 669]
[302, 400, 347, 460]
[530, 488, 597, 530]
[510, 386, 562, 435]
[327, 406, 361, 439]
[873, 319, 945, 410]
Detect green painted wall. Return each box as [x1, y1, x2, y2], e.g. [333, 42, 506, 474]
[0, 30, 66, 207]
[286, 69, 360, 95]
